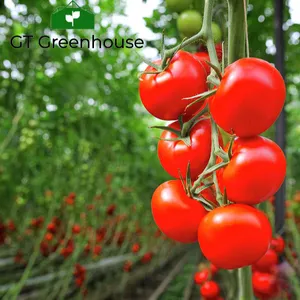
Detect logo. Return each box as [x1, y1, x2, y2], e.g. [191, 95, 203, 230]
[51, 0, 95, 30]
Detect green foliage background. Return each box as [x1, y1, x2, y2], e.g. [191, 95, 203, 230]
[0, 0, 168, 216]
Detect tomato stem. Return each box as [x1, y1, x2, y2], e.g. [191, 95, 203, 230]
[227, 0, 246, 64]
[238, 267, 254, 300]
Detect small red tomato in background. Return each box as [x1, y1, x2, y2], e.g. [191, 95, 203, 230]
[198, 204, 272, 269]
[72, 224, 81, 235]
[200, 281, 220, 299]
[271, 236, 285, 254]
[217, 136, 286, 205]
[210, 263, 219, 275]
[158, 119, 220, 180]
[141, 252, 153, 264]
[131, 243, 140, 253]
[194, 269, 210, 285]
[210, 57, 286, 137]
[139, 51, 208, 120]
[253, 249, 278, 273]
[152, 180, 208, 243]
[193, 52, 210, 75]
[252, 272, 279, 298]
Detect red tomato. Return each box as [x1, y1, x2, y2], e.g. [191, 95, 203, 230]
[209, 58, 286, 137]
[210, 263, 219, 275]
[217, 136, 286, 205]
[193, 52, 210, 75]
[139, 51, 208, 120]
[253, 249, 278, 273]
[198, 204, 272, 269]
[194, 269, 210, 285]
[152, 180, 207, 243]
[158, 119, 217, 180]
[200, 281, 220, 299]
[271, 236, 285, 254]
[252, 272, 279, 298]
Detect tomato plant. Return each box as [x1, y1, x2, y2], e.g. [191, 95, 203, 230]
[209, 58, 286, 137]
[198, 204, 272, 269]
[151, 180, 208, 243]
[217, 136, 286, 205]
[139, 51, 208, 120]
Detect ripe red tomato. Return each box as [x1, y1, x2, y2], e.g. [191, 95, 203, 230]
[200, 281, 220, 299]
[210, 263, 219, 275]
[209, 58, 286, 137]
[158, 119, 217, 180]
[252, 272, 279, 298]
[271, 236, 285, 254]
[217, 136, 286, 205]
[253, 249, 278, 273]
[193, 52, 210, 75]
[152, 180, 207, 243]
[194, 269, 210, 285]
[139, 51, 208, 120]
[198, 204, 272, 269]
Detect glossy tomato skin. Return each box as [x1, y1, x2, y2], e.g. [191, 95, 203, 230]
[253, 249, 278, 273]
[217, 136, 286, 205]
[193, 52, 210, 75]
[139, 51, 208, 120]
[152, 180, 207, 243]
[158, 119, 214, 180]
[198, 204, 272, 269]
[209, 58, 286, 137]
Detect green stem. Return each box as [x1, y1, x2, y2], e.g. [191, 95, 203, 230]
[227, 0, 246, 64]
[162, 0, 219, 70]
[238, 267, 254, 300]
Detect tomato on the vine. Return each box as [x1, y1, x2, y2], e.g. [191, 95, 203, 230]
[200, 281, 220, 299]
[252, 272, 279, 299]
[271, 236, 285, 254]
[253, 249, 278, 273]
[217, 136, 286, 205]
[177, 10, 203, 38]
[194, 269, 210, 285]
[151, 180, 208, 243]
[139, 51, 208, 120]
[198, 204, 272, 269]
[209, 58, 286, 137]
[193, 52, 211, 75]
[211, 22, 222, 43]
[158, 118, 219, 180]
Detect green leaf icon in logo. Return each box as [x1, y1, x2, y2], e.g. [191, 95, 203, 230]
[51, 1, 95, 30]
[65, 11, 81, 27]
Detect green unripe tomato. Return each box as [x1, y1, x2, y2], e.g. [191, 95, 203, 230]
[177, 10, 203, 38]
[212, 22, 222, 43]
[166, 0, 193, 13]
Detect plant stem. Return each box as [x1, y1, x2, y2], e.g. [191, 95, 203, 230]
[238, 267, 254, 300]
[227, 0, 246, 64]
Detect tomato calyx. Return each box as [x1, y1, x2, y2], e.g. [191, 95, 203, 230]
[151, 105, 209, 147]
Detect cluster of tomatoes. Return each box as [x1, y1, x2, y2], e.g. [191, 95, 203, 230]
[194, 262, 222, 300]
[252, 236, 292, 299]
[139, 18, 286, 272]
